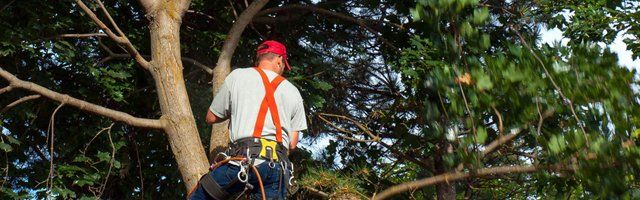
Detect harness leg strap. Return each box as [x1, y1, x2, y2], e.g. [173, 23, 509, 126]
[199, 173, 231, 200]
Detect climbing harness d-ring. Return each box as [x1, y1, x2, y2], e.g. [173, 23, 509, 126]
[237, 166, 248, 183]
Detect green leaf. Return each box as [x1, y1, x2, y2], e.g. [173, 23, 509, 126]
[476, 127, 488, 144]
[4, 135, 20, 145]
[549, 135, 566, 154]
[311, 80, 333, 91]
[0, 142, 12, 152]
[96, 151, 111, 162]
[472, 8, 490, 24]
[475, 73, 493, 90]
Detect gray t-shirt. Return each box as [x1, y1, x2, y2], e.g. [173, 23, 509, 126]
[210, 67, 307, 149]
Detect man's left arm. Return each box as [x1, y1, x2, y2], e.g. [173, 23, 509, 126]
[289, 96, 307, 150]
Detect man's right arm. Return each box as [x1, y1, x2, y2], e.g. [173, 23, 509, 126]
[205, 109, 224, 124]
[206, 71, 234, 124]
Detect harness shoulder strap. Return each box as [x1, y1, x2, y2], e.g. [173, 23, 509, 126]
[252, 67, 286, 143]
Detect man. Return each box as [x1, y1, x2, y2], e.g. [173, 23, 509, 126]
[189, 40, 307, 200]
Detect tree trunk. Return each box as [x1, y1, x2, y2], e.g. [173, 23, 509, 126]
[147, 5, 209, 190]
[435, 142, 456, 200]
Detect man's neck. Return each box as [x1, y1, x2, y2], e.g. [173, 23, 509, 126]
[257, 64, 282, 75]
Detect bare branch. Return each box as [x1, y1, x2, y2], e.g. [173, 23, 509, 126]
[1, 94, 41, 114]
[98, 52, 212, 75]
[0, 86, 13, 95]
[374, 164, 572, 200]
[257, 5, 399, 50]
[491, 106, 504, 135]
[303, 186, 330, 198]
[181, 57, 213, 74]
[75, 0, 151, 70]
[511, 25, 588, 143]
[455, 109, 555, 171]
[0, 68, 164, 129]
[318, 113, 431, 169]
[95, 0, 124, 36]
[55, 33, 107, 38]
[0, 0, 16, 13]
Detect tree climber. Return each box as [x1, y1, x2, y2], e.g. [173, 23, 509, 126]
[189, 40, 307, 200]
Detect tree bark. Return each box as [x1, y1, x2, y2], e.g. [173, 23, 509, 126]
[209, 0, 269, 160]
[435, 142, 456, 200]
[146, 0, 209, 190]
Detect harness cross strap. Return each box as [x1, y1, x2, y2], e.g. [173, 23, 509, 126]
[252, 67, 286, 143]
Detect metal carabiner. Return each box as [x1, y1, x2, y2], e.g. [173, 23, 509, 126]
[289, 175, 295, 186]
[268, 161, 276, 168]
[237, 165, 248, 183]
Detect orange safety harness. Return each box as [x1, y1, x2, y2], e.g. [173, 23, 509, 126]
[252, 67, 286, 143]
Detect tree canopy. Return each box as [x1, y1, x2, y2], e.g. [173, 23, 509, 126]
[0, 0, 639, 199]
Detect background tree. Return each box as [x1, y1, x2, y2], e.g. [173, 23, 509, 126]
[1, 0, 639, 199]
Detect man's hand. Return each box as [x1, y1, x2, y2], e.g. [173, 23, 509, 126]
[206, 110, 224, 124]
[289, 131, 299, 150]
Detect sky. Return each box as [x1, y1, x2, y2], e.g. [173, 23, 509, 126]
[540, 27, 640, 70]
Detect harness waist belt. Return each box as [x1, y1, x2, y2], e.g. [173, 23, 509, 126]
[229, 138, 288, 162]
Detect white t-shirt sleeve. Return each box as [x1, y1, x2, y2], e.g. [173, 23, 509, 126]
[290, 92, 308, 132]
[209, 72, 235, 118]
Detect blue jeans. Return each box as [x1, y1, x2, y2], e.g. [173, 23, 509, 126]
[189, 162, 286, 200]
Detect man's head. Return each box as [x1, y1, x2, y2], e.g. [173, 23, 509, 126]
[255, 40, 290, 74]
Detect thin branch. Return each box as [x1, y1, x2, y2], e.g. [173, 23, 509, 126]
[0, 0, 16, 12]
[511, 25, 588, 144]
[1, 94, 41, 114]
[373, 164, 572, 200]
[46, 103, 65, 197]
[97, 42, 213, 74]
[455, 109, 555, 171]
[318, 113, 379, 139]
[83, 124, 115, 155]
[55, 33, 108, 38]
[95, 0, 124, 36]
[317, 113, 431, 169]
[257, 5, 399, 50]
[304, 186, 330, 198]
[491, 106, 504, 135]
[0, 68, 164, 129]
[97, 123, 115, 197]
[75, 0, 151, 70]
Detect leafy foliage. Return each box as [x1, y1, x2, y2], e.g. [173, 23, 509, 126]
[0, 0, 638, 199]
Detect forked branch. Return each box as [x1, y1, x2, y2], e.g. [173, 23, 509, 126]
[0, 68, 163, 129]
[75, 0, 151, 70]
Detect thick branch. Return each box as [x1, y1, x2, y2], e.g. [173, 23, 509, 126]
[75, 0, 151, 70]
[212, 0, 269, 86]
[0, 68, 163, 129]
[373, 164, 571, 200]
[209, 0, 269, 159]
